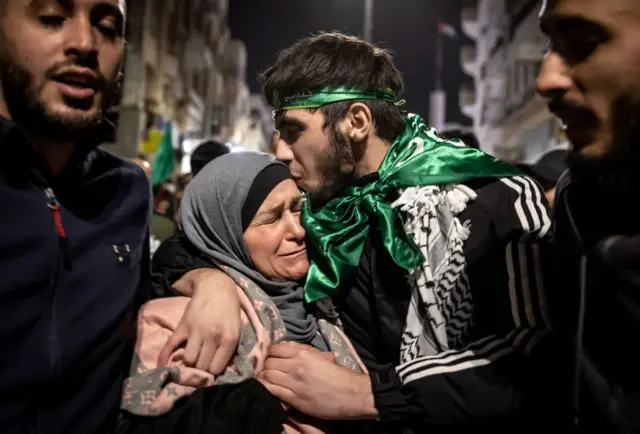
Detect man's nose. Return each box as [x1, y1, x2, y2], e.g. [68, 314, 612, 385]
[64, 17, 98, 59]
[536, 51, 573, 99]
[275, 139, 294, 163]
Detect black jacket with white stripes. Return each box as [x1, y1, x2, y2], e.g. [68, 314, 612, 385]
[334, 174, 563, 433]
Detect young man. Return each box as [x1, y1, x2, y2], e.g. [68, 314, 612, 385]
[159, 32, 559, 432]
[537, 0, 640, 431]
[0, 1, 150, 433]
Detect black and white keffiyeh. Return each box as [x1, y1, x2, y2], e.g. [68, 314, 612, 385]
[392, 184, 477, 363]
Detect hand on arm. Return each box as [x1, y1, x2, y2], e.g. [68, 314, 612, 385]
[159, 268, 242, 374]
[258, 341, 379, 420]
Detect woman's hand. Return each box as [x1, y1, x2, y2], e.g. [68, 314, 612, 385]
[158, 268, 242, 374]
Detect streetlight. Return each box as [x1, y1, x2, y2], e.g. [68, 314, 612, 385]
[363, 0, 373, 42]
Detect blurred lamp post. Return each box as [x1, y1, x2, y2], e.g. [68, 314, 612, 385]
[113, 0, 148, 157]
[363, 0, 373, 42]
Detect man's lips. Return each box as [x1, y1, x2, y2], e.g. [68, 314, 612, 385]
[54, 82, 96, 99]
[549, 103, 598, 149]
[52, 68, 101, 99]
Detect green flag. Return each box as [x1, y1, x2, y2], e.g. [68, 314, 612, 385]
[151, 121, 175, 187]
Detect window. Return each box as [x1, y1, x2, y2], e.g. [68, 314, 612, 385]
[192, 72, 199, 93]
[150, 2, 161, 39]
[145, 65, 155, 100]
[196, 8, 205, 32]
[167, 3, 180, 55]
[505, 66, 512, 102]
[182, 0, 192, 29]
[200, 73, 209, 98]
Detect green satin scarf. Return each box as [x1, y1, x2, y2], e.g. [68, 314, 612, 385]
[302, 112, 522, 303]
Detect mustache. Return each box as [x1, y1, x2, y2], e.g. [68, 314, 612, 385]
[548, 98, 588, 116]
[45, 59, 108, 90]
[547, 97, 599, 126]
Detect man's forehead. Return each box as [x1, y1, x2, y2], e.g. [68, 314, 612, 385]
[539, 0, 636, 22]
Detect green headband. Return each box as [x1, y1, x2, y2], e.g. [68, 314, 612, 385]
[274, 86, 404, 112]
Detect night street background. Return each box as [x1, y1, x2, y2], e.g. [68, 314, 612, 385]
[228, 0, 471, 126]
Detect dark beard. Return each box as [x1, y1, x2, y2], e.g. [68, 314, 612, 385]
[568, 92, 640, 179]
[0, 54, 117, 143]
[305, 127, 359, 208]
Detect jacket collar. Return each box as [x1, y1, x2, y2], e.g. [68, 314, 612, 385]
[0, 114, 115, 182]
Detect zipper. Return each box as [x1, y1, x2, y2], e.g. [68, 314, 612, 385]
[45, 188, 71, 270]
[563, 188, 587, 428]
[43, 188, 67, 402]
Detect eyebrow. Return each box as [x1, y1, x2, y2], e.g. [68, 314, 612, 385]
[29, 0, 124, 19]
[540, 14, 602, 35]
[29, 0, 72, 10]
[259, 195, 304, 216]
[275, 115, 306, 132]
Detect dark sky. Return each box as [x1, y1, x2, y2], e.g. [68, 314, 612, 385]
[228, 0, 471, 126]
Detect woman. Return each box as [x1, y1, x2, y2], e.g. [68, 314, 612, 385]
[119, 152, 365, 434]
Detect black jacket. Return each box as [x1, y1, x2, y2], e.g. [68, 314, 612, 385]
[117, 379, 287, 434]
[553, 171, 640, 434]
[334, 175, 561, 433]
[0, 117, 151, 434]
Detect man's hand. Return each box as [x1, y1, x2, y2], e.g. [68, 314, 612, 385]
[158, 268, 241, 374]
[257, 341, 379, 420]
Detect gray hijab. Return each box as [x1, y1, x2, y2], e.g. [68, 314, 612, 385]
[180, 152, 324, 348]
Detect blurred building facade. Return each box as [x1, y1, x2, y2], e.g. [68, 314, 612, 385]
[108, 0, 255, 159]
[459, 0, 568, 162]
[228, 94, 274, 153]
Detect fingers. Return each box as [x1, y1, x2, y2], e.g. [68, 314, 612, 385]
[195, 340, 218, 372]
[209, 332, 238, 375]
[264, 355, 297, 373]
[158, 329, 186, 367]
[183, 332, 202, 366]
[267, 342, 334, 365]
[259, 369, 298, 391]
[267, 341, 306, 359]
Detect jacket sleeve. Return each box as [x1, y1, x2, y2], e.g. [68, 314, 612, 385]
[150, 234, 217, 298]
[369, 176, 564, 431]
[134, 232, 152, 310]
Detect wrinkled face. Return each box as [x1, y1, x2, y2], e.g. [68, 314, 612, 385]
[537, 0, 640, 174]
[274, 109, 357, 206]
[243, 179, 309, 282]
[0, 0, 125, 141]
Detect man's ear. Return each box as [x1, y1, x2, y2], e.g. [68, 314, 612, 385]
[342, 102, 373, 142]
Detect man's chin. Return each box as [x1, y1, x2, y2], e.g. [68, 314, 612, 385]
[48, 98, 101, 118]
[37, 107, 103, 142]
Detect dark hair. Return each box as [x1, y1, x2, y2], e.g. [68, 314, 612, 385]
[190, 139, 230, 176]
[260, 31, 406, 141]
[439, 129, 481, 150]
